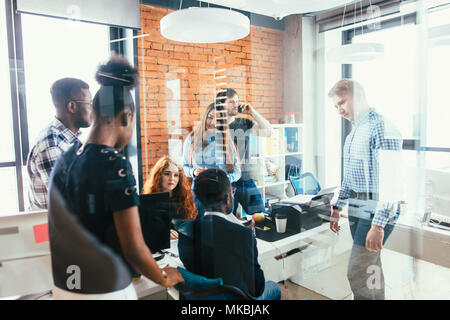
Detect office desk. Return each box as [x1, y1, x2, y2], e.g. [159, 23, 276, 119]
[0, 254, 53, 299]
[136, 221, 351, 300]
[125, 213, 450, 300]
[0, 221, 345, 300]
[257, 219, 352, 284]
[133, 237, 282, 299]
[132, 240, 183, 299]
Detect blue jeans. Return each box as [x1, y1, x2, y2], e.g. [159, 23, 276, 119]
[232, 179, 265, 216]
[252, 281, 281, 300]
[346, 199, 399, 300]
[186, 281, 281, 300]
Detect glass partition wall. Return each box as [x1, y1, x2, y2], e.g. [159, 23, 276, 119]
[317, 1, 450, 300]
[136, 1, 450, 300]
[1, 0, 448, 300]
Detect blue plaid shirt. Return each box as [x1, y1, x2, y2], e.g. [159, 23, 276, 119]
[336, 109, 402, 228]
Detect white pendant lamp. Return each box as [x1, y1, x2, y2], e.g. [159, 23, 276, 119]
[327, 42, 384, 64]
[160, 7, 250, 43]
[327, 1, 384, 64]
[428, 24, 450, 47]
[203, 0, 354, 20]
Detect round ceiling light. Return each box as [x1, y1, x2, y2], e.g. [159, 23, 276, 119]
[160, 7, 250, 43]
[327, 42, 384, 64]
[428, 24, 450, 47]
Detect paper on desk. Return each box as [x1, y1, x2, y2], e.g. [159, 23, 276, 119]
[281, 194, 315, 205]
[315, 186, 337, 197]
[280, 186, 338, 206]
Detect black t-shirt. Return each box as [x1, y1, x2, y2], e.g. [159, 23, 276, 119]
[229, 117, 255, 180]
[49, 142, 140, 291]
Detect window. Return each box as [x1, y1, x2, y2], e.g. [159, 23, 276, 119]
[318, 3, 450, 300]
[352, 22, 418, 140]
[346, 7, 450, 217]
[426, 7, 450, 149]
[1, 7, 110, 214]
[21, 14, 110, 146]
[0, 0, 18, 212]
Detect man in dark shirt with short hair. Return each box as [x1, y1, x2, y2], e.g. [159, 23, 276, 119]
[220, 88, 273, 217]
[178, 168, 281, 300]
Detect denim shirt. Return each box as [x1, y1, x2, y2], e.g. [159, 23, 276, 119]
[182, 132, 241, 183]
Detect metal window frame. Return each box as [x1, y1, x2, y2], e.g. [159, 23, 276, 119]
[2, 0, 142, 212]
[4, 0, 29, 211]
[339, 10, 450, 183]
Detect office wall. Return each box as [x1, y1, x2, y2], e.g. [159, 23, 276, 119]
[137, 5, 285, 179]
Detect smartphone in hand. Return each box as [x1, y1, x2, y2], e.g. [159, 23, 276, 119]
[238, 103, 249, 113]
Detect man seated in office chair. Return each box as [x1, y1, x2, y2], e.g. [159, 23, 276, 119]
[178, 168, 281, 300]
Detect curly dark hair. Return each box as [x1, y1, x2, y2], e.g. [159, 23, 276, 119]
[93, 54, 139, 118]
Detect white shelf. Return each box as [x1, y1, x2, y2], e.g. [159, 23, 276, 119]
[264, 181, 286, 188]
[257, 180, 292, 189]
[249, 123, 303, 207]
[272, 123, 303, 128]
[251, 152, 302, 160]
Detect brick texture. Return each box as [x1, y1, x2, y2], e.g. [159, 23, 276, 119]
[138, 5, 284, 180]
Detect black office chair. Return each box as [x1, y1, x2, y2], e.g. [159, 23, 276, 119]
[175, 267, 254, 300]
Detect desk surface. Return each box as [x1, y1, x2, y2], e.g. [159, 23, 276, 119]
[4, 212, 446, 300]
[132, 240, 183, 299]
[0, 222, 339, 299]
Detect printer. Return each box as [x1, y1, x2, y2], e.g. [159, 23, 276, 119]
[255, 191, 334, 242]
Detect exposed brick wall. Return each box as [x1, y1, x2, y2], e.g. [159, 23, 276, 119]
[138, 5, 284, 180]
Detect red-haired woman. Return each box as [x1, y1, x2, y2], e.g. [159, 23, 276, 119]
[142, 156, 197, 239]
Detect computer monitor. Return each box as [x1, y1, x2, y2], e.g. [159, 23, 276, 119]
[139, 192, 172, 254]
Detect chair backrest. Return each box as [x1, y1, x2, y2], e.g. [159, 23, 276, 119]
[289, 172, 321, 195]
[175, 267, 251, 300]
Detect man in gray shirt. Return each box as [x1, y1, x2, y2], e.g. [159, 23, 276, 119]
[219, 88, 273, 216]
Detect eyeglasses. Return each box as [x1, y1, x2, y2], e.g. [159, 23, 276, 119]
[72, 100, 93, 106]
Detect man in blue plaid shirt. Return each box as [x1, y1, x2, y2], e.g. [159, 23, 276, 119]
[27, 78, 93, 210]
[328, 79, 402, 300]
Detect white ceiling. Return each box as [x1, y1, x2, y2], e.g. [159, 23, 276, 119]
[201, 0, 355, 20]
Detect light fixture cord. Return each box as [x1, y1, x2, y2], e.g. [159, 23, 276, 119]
[360, 0, 364, 36]
[368, 0, 375, 30]
[341, 3, 347, 28]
